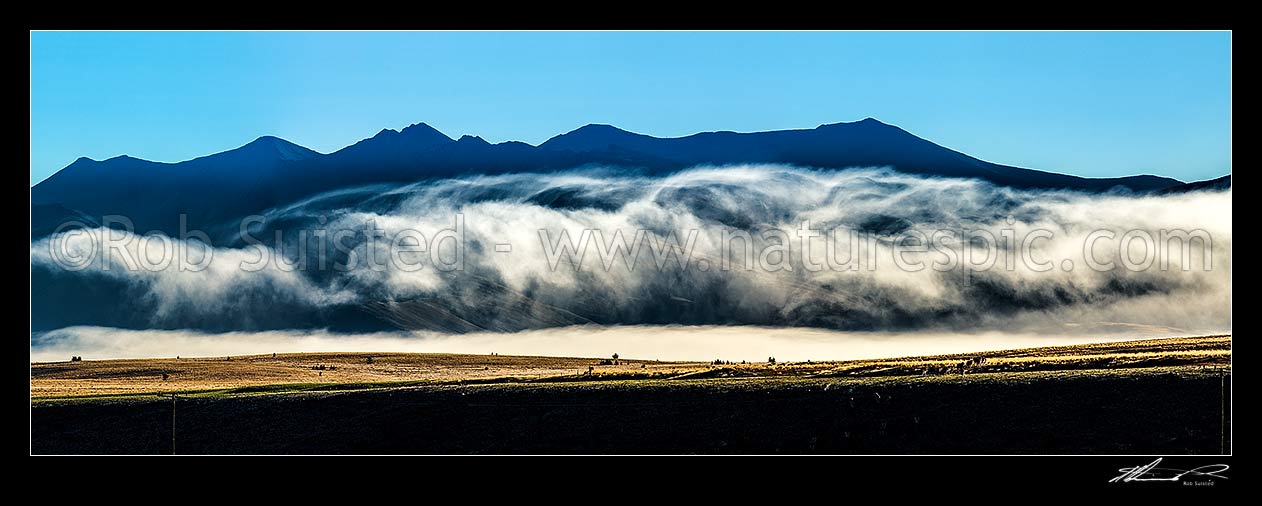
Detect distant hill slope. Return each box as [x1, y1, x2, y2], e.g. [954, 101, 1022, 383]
[1157, 174, 1231, 194]
[30, 203, 99, 239]
[31, 118, 1186, 237]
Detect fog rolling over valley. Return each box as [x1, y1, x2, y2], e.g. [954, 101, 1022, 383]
[29, 121, 1231, 360]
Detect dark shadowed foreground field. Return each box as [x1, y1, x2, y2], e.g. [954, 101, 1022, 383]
[31, 336, 1230, 454]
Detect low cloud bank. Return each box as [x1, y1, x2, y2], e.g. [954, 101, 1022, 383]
[31, 166, 1231, 336]
[30, 324, 1196, 363]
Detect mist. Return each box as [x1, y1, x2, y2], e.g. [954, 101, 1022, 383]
[29, 324, 1202, 363]
[30, 165, 1231, 351]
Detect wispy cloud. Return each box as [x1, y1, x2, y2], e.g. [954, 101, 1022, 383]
[31, 166, 1231, 338]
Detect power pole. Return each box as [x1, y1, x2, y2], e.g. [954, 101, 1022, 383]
[1220, 369, 1226, 454]
[170, 393, 177, 455]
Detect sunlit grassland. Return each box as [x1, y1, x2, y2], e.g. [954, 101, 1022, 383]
[31, 335, 1229, 402]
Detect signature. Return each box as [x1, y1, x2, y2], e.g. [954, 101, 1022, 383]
[1110, 458, 1229, 483]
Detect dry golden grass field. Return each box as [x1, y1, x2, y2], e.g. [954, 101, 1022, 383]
[31, 353, 702, 398]
[31, 335, 1229, 399]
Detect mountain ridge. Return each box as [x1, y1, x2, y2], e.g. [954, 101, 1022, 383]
[32, 118, 1213, 239]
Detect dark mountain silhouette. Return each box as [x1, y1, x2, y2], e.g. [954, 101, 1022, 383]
[540, 118, 1182, 191]
[31, 203, 99, 239]
[31, 118, 1187, 238]
[1157, 174, 1231, 194]
[33, 136, 321, 235]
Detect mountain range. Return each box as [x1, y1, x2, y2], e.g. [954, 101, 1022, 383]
[31, 118, 1225, 238]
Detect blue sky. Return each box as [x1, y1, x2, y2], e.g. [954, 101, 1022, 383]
[30, 31, 1231, 185]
